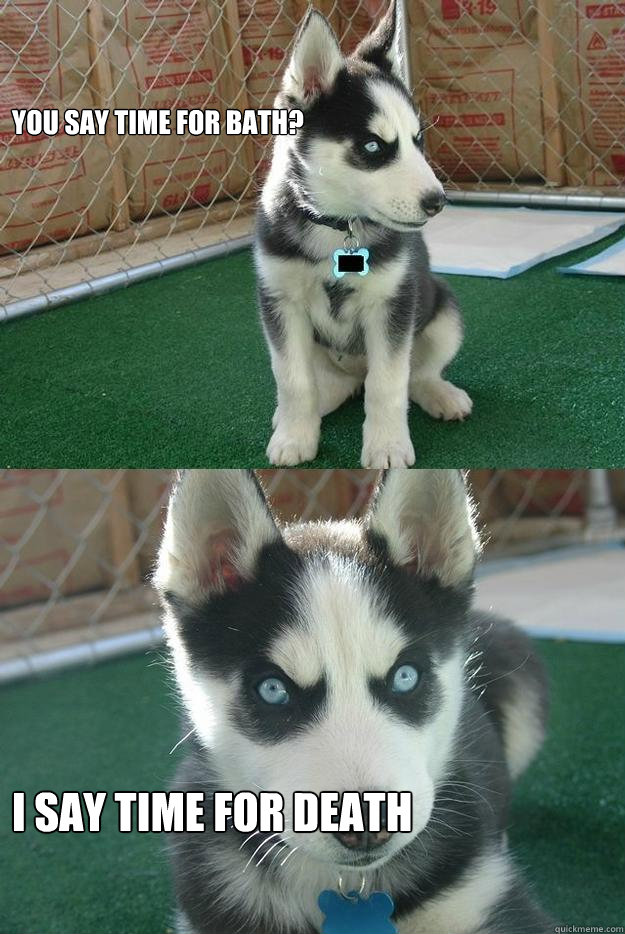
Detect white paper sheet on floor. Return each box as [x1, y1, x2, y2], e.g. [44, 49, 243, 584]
[422, 205, 625, 279]
[559, 235, 625, 277]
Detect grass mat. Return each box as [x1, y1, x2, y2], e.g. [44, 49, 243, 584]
[3, 230, 624, 468]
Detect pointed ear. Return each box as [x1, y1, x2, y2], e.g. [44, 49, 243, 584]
[366, 470, 480, 587]
[353, 0, 403, 82]
[154, 470, 280, 603]
[281, 9, 343, 106]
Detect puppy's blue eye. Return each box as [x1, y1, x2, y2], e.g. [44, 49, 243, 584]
[391, 665, 419, 694]
[363, 140, 381, 153]
[257, 677, 290, 705]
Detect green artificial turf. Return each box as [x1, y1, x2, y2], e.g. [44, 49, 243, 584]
[2, 227, 625, 468]
[1, 640, 624, 934]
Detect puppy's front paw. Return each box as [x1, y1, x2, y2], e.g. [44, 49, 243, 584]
[267, 419, 320, 465]
[361, 424, 415, 468]
[411, 378, 473, 421]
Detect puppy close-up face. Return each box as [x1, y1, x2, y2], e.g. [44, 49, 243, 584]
[156, 469, 478, 871]
[278, 5, 446, 229]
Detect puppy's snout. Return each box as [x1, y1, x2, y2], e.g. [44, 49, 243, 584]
[332, 798, 391, 850]
[421, 190, 446, 217]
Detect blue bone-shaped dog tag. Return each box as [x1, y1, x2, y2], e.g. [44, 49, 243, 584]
[333, 248, 370, 278]
[319, 889, 397, 934]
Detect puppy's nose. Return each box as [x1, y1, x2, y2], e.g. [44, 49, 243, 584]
[421, 190, 446, 217]
[333, 827, 391, 850]
[332, 798, 391, 850]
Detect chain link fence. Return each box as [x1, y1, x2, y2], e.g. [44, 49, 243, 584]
[1, 0, 624, 316]
[1, 468, 623, 682]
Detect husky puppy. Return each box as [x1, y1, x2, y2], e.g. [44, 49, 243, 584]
[155, 470, 552, 934]
[255, 2, 473, 467]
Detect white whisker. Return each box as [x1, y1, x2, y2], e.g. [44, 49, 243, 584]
[268, 842, 290, 869]
[280, 845, 299, 868]
[169, 729, 194, 756]
[239, 829, 262, 851]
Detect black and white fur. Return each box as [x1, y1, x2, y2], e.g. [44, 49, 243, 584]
[155, 469, 552, 934]
[255, 2, 473, 467]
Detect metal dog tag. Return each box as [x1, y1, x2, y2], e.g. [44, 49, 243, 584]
[332, 218, 369, 279]
[318, 888, 397, 934]
[332, 248, 370, 278]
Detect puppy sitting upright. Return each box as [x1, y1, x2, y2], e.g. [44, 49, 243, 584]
[256, 1, 472, 467]
[155, 469, 552, 934]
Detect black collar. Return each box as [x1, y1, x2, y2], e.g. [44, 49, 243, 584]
[299, 207, 374, 232]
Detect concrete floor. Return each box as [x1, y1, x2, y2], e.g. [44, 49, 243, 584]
[476, 544, 625, 642]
